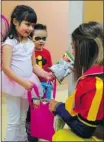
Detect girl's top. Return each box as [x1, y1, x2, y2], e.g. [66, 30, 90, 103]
[56, 65, 104, 127]
[2, 38, 43, 98]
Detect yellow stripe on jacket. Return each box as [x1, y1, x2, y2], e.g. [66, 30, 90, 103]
[87, 77, 103, 121]
[65, 90, 78, 116]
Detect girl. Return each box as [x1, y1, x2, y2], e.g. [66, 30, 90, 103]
[49, 22, 104, 139]
[2, 5, 53, 141]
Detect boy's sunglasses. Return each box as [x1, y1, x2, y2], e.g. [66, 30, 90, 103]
[35, 37, 47, 41]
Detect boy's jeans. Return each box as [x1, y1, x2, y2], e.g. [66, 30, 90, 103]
[26, 106, 38, 142]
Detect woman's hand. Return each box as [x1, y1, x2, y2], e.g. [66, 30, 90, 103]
[49, 99, 59, 112]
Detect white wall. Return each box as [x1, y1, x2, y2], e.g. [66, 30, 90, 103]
[68, 1, 84, 94]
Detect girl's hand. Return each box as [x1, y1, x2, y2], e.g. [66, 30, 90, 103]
[49, 99, 59, 112]
[22, 81, 34, 90]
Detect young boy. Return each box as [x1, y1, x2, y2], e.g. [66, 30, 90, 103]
[34, 23, 52, 73]
[26, 24, 53, 142]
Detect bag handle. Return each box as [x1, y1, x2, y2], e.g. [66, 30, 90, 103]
[27, 90, 33, 107]
[52, 79, 56, 99]
[27, 79, 56, 107]
[42, 79, 56, 99]
[27, 84, 40, 107]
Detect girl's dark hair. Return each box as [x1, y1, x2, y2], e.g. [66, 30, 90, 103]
[5, 5, 37, 41]
[72, 21, 103, 80]
[34, 23, 47, 31]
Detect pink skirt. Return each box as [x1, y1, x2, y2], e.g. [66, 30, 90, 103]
[2, 72, 43, 98]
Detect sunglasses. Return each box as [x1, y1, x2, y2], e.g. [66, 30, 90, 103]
[34, 37, 47, 41]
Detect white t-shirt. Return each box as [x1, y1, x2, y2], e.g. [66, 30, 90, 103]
[3, 38, 34, 77]
[2, 37, 43, 98]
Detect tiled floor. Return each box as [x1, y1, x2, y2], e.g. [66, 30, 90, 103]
[1, 83, 68, 141]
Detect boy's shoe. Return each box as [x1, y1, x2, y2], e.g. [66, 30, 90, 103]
[28, 135, 38, 142]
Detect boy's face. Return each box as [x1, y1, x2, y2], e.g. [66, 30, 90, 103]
[33, 30, 47, 50]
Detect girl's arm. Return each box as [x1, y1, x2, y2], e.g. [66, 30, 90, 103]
[2, 45, 33, 89]
[32, 51, 54, 80]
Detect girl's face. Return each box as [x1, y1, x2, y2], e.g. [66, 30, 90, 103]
[32, 30, 47, 50]
[71, 40, 75, 57]
[15, 20, 35, 38]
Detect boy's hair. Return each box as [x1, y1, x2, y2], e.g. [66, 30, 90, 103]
[34, 23, 47, 31]
[5, 5, 37, 41]
[72, 21, 103, 80]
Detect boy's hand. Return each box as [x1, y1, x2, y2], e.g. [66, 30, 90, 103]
[44, 72, 55, 81]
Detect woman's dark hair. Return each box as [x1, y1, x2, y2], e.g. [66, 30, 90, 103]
[72, 21, 103, 80]
[5, 5, 37, 41]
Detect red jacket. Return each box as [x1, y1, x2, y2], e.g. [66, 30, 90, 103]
[65, 65, 104, 122]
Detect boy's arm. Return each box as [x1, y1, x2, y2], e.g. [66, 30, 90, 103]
[48, 51, 52, 67]
[32, 51, 54, 80]
[32, 51, 46, 77]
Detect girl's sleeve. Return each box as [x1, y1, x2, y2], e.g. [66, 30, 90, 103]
[73, 76, 103, 121]
[55, 102, 74, 122]
[2, 38, 14, 48]
[55, 76, 103, 123]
